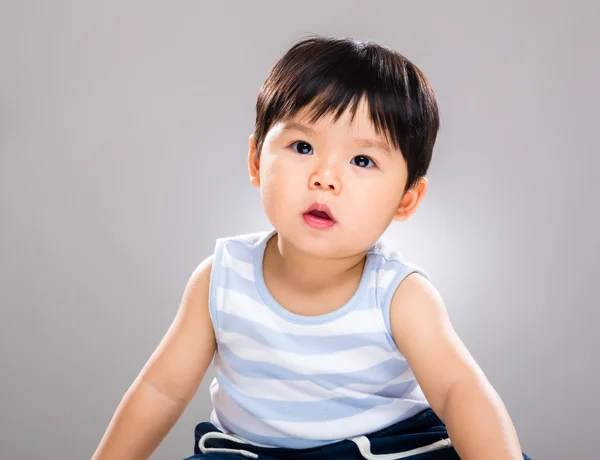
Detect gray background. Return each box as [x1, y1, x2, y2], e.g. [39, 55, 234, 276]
[1, 1, 598, 459]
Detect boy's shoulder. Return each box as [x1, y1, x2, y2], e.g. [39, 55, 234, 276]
[368, 238, 429, 279]
[208, 229, 273, 264]
[213, 229, 272, 248]
[369, 238, 405, 262]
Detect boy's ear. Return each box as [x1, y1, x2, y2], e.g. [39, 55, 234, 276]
[392, 177, 428, 222]
[248, 133, 260, 188]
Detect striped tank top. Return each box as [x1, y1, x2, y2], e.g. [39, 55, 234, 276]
[207, 229, 431, 449]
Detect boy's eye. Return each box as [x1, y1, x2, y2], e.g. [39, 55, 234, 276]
[291, 141, 313, 155]
[351, 155, 375, 168]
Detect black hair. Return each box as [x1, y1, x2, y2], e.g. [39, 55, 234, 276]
[253, 35, 440, 193]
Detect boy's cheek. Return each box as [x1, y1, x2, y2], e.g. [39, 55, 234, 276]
[267, 162, 306, 186]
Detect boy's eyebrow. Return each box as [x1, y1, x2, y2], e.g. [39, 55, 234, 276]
[352, 138, 392, 155]
[282, 121, 392, 155]
[281, 121, 318, 137]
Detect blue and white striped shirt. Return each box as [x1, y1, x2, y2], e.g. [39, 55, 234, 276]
[207, 229, 431, 449]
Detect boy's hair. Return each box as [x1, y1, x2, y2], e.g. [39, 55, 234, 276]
[253, 35, 440, 193]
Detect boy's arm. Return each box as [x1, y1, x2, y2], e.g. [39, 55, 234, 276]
[390, 273, 523, 460]
[92, 255, 217, 460]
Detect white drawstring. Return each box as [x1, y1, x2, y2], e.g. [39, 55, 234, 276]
[198, 431, 259, 459]
[199, 430, 452, 459]
[350, 435, 452, 459]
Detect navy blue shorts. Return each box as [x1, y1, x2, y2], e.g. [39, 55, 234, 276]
[183, 409, 531, 459]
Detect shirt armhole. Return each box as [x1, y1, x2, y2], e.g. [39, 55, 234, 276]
[208, 237, 226, 341]
[380, 262, 431, 348]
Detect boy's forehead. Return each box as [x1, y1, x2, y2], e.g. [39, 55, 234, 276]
[283, 101, 381, 137]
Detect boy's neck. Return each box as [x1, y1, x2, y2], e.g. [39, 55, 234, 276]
[264, 232, 367, 294]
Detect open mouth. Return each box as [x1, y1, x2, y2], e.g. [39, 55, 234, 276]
[307, 210, 331, 220]
[303, 203, 336, 229]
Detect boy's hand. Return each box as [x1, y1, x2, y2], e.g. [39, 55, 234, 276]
[389, 273, 524, 459]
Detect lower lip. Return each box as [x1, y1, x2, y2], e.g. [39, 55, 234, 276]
[303, 213, 335, 229]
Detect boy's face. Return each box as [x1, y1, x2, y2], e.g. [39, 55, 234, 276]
[248, 98, 426, 257]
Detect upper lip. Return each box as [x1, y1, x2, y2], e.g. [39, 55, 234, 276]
[304, 202, 335, 221]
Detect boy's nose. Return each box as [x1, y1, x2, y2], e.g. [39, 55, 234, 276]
[309, 169, 341, 193]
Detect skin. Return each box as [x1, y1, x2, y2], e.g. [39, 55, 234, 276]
[92, 97, 524, 459]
